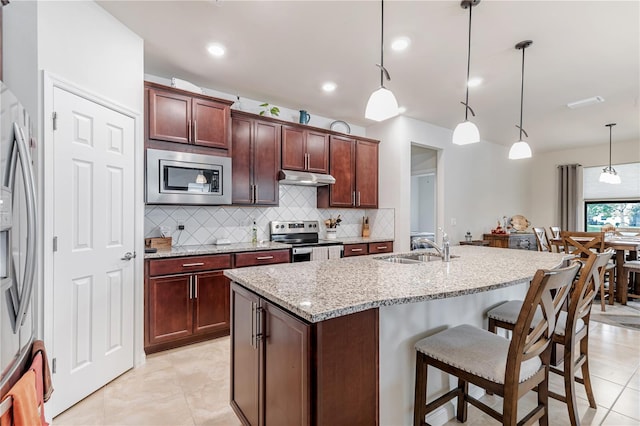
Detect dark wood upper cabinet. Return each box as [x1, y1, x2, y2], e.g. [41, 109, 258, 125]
[355, 140, 379, 208]
[148, 89, 191, 144]
[146, 82, 232, 151]
[231, 112, 280, 206]
[192, 98, 229, 149]
[282, 126, 329, 174]
[318, 136, 379, 209]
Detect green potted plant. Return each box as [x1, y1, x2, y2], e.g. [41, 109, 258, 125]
[259, 103, 280, 117]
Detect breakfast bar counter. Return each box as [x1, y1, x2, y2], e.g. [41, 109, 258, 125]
[224, 246, 568, 425]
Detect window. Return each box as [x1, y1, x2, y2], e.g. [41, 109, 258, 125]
[583, 162, 640, 232]
[584, 201, 640, 233]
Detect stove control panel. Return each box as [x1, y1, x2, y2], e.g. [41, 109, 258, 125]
[270, 220, 319, 235]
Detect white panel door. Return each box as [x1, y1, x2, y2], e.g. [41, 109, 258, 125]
[52, 87, 135, 413]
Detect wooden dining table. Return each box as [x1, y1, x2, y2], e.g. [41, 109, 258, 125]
[551, 236, 640, 304]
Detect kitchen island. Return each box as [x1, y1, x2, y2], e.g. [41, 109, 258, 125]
[224, 245, 568, 425]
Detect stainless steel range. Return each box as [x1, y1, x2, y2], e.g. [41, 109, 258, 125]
[270, 221, 343, 262]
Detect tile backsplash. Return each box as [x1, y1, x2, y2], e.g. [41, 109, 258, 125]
[145, 185, 395, 246]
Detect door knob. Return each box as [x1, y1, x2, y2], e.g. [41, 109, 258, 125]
[121, 252, 136, 261]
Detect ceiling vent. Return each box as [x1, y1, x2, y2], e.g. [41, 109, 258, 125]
[566, 96, 605, 109]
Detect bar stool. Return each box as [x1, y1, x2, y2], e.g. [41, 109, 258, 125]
[413, 262, 579, 426]
[487, 250, 613, 426]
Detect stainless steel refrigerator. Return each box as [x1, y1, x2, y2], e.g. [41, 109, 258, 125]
[0, 81, 38, 398]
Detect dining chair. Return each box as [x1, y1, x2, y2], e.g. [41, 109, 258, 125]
[623, 260, 640, 301]
[533, 227, 552, 252]
[561, 231, 615, 310]
[487, 251, 613, 426]
[549, 226, 562, 252]
[413, 261, 580, 426]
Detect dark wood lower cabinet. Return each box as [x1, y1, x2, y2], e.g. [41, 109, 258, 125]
[230, 283, 378, 426]
[146, 269, 230, 354]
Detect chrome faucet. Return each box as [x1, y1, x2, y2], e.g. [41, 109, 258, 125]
[412, 237, 443, 255]
[411, 228, 450, 262]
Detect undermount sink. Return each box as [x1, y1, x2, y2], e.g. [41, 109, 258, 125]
[377, 252, 460, 264]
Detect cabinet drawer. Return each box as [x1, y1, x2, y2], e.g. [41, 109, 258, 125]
[234, 250, 291, 267]
[343, 244, 368, 257]
[368, 241, 393, 254]
[148, 254, 232, 276]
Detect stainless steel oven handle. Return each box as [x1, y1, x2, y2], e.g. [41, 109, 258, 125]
[292, 247, 313, 255]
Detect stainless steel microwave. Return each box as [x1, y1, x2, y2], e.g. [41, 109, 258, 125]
[146, 148, 232, 205]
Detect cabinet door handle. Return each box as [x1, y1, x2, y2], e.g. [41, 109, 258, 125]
[182, 262, 205, 267]
[188, 276, 193, 300]
[254, 184, 258, 203]
[193, 120, 197, 142]
[351, 248, 363, 252]
[256, 256, 274, 260]
[352, 191, 356, 206]
[188, 120, 192, 142]
[251, 302, 256, 348]
[305, 153, 309, 170]
[256, 306, 264, 344]
[377, 246, 387, 250]
[194, 275, 198, 298]
[357, 191, 361, 206]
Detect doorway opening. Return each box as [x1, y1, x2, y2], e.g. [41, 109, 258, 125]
[410, 145, 437, 249]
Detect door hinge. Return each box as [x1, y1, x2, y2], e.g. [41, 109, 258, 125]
[52, 358, 56, 374]
[53, 236, 58, 252]
[52, 112, 57, 130]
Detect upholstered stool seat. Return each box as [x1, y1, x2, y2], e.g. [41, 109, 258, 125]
[415, 324, 542, 384]
[488, 301, 584, 336]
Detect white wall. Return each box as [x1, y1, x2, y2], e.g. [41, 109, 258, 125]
[367, 115, 531, 251]
[37, 2, 143, 113]
[528, 139, 640, 229]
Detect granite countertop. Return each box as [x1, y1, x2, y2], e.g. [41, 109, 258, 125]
[224, 245, 569, 323]
[144, 241, 291, 259]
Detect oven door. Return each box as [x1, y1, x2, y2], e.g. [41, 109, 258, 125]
[291, 247, 312, 263]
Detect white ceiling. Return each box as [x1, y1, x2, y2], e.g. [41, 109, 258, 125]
[98, 0, 640, 153]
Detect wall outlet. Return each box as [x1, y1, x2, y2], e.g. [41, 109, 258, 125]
[177, 223, 185, 230]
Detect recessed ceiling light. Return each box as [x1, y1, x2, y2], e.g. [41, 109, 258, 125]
[397, 106, 407, 114]
[391, 37, 411, 51]
[467, 77, 483, 87]
[207, 43, 226, 57]
[322, 82, 337, 92]
[567, 96, 605, 109]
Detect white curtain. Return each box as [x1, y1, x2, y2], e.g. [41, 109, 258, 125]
[557, 164, 583, 231]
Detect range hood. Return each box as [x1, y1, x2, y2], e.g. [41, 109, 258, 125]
[278, 170, 336, 186]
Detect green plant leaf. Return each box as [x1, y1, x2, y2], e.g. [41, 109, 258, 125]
[259, 111, 265, 116]
[259, 103, 269, 107]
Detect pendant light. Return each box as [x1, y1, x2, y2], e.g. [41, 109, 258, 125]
[509, 40, 533, 160]
[599, 123, 621, 184]
[452, 0, 481, 145]
[365, 0, 399, 122]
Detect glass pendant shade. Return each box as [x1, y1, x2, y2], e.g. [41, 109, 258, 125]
[365, 87, 399, 122]
[452, 120, 480, 145]
[599, 167, 621, 184]
[508, 140, 532, 160]
[195, 173, 207, 184]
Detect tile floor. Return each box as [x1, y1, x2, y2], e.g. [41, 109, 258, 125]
[53, 305, 640, 426]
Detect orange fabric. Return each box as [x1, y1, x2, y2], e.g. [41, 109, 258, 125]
[29, 354, 48, 426]
[4, 370, 40, 426]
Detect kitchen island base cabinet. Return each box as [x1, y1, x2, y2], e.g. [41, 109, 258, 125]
[230, 283, 378, 425]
